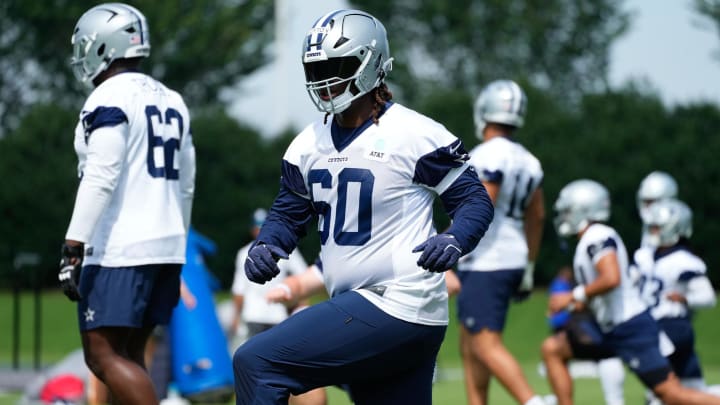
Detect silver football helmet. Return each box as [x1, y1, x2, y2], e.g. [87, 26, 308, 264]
[636, 171, 678, 222]
[473, 80, 527, 140]
[301, 10, 393, 114]
[643, 198, 692, 248]
[553, 179, 611, 237]
[70, 3, 151, 86]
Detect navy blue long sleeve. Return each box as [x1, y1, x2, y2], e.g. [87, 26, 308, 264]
[256, 184, 315, 254]
[439, 166, 494, 254]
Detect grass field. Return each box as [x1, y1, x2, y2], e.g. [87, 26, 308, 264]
[2, 290, 720, 404]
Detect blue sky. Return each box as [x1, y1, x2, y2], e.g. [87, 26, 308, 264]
[230, 0, 720, 137]
[609, 0, 719, 105]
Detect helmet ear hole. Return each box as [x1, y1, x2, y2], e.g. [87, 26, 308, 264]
[97, 44, 105, 56]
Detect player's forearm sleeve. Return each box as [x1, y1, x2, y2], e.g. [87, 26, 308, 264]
[179, 132, 196, 231]
[258, 184, 315, 254]
[440, 167, 494, 253]
[65, 126, 126, 242]
[685, 276, 717, 308]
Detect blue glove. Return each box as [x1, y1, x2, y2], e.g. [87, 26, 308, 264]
[58, 243, 83, 301]
[244, 243, 289, 284]
[412, 234, 462, 273]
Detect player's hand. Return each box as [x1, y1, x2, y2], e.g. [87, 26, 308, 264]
[244, 243, 288, 284]
[59, 242, 83, 301]
[513, 261, 535, 302]
[266, 284, 293, 304]
[549, 292, 574, 313]
[413, 234, 462, 273]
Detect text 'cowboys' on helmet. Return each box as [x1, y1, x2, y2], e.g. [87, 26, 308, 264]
[553, 179, 611, 238]
[301, 9, 393, 114]
[474, 80, 527, 140]
[643, 198, 692, 248]
[71, 3, 151, 86]
[636, 171, 678, 222]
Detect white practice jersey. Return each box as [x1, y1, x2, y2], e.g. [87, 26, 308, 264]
[231, 242, 307, 324]
[282, 104, 468, 326]
[459, 136, 543, 271]
[65, 72, 195, 267]
[634, 246, 714, 319]
[574, 223, 647, 331]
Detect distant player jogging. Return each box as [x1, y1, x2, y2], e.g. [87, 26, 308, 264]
[232, 9, 494, 405]
[59, 4, 195, 404]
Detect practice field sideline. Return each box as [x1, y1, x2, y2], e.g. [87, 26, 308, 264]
[1, 291, 719, 404]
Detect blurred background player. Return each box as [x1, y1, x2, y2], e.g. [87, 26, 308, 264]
[636, 171, 678, 247]
[456, 79, 547, 405]
[633, 198, 717, 404]
[233, 9, 493, 405]
[265, 258, 326, 309]
[545, 266, 625, 405]
[230, 208, 309, 339]
[542, 179, 720, 405]
[58, 3, 195, 405]
[230, 208, 325, 405]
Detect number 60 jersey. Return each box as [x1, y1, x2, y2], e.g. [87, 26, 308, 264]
[278, 103, 471, 326]
[65, 72, 196, 267]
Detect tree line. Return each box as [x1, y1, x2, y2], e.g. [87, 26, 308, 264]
[1, 0, 719, 289]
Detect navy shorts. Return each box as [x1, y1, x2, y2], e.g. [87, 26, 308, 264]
[77, 264, 181, 331]
[567, 311, 672, 389]
[456, 269, 523, 333]
[232, 290, 447, 405]
[658, 317, 703, 379]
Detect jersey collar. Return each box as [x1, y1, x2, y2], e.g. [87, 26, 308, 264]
[330, 102, 393, 152]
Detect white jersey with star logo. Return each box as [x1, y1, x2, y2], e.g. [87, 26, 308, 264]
[283, 104, 469, 326]
[574, 223, 647, 331]
[65, 72, 195, 267]
[459, 136, 543, 271]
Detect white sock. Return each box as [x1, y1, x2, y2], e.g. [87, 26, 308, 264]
[524, 395, 547, 405]
[598, 358, 625, 405]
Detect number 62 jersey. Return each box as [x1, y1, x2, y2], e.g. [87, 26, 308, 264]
[65, 72, 195, 267]
[277, 103, 472, 326]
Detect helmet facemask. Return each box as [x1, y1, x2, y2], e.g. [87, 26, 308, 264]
[304, 56, 363, 114]
[301, 10, 392, 114]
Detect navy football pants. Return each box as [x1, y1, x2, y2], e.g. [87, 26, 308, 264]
[233, 290, 446, 405]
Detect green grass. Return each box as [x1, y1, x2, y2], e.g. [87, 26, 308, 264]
[2, 290, 720, 404]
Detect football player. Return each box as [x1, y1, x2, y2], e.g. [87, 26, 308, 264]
[456, 80, 547, 405]
[541, 180, 720, 405]
[636, 171, 678, 247]
[633, 199, 717, 404]
[59, 4, 195, 405]
[232, 9, 494, 405]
